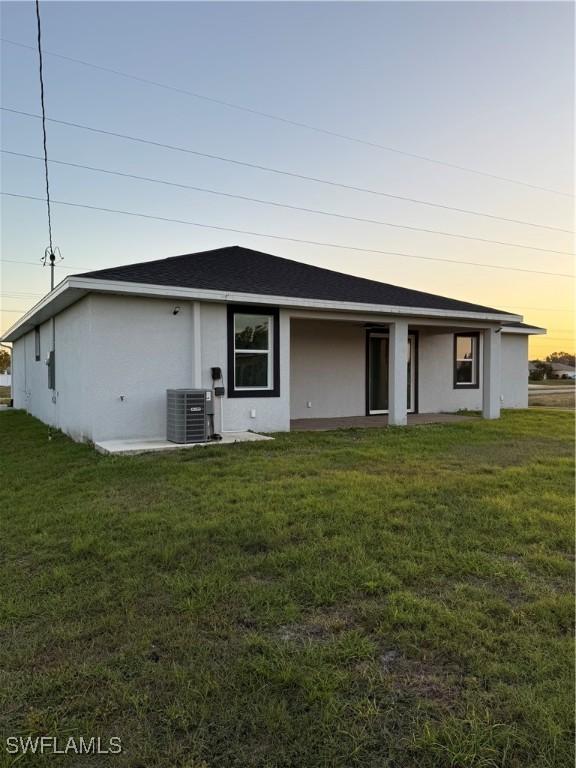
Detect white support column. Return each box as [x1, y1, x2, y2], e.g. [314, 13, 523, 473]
[482, 328, 501, 419]
[192, 301, 202, 388]
[283, 311, 291, 431]
[388, 319, 408, 426]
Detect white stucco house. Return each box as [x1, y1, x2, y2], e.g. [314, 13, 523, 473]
[550, 362, 576, 380]
[2, 246, 545, 444]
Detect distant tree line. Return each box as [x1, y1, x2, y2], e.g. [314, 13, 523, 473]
[545, 352, 575, 367]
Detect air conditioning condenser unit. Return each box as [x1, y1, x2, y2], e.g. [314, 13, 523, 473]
[166, 389, 213, 444]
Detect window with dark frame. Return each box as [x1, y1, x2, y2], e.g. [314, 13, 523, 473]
[34, 326, 41, 361]
[453, 333, 479, 388]
[227, 306, 280, 397]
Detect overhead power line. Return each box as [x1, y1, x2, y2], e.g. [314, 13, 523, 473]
[4, 149, 573, 256]
[3, 259, 80, 270]
[34, 3, 52, 253]
[34, 0, 61, 291]
[2, 107, 572, 236]
[2, 37, 573, 198]
[3, 191, 574, 279]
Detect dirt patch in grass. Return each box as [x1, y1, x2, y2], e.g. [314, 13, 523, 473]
[392, 658, 462, 705]
[275, 607, 357, 643]
[370, 649, 463, 706]
[238, 574, 277, 586]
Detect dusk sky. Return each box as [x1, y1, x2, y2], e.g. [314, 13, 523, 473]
[1, 1, 574, 356]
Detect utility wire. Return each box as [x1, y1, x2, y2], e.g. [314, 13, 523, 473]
[2, 37, 573, 198]
[34, 2, 53, 256]
[3, 259, 81, 269]
[2, 108, 572, 236]
[3, 149, 572, 256]
[3, 191, 574, 278]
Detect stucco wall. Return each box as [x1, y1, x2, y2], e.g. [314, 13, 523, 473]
[417, 330, 528, 412]
[289, 321, 492, 418]
[14, 322, 57, 427]
[11, 299, 91, 438]
[11, 331, 30, 413]
[290, 319, 365, 419]
[10, 296, 529, 442]
[53, 300, 92, 440]
[87, 294, 197, 442]
[290, 324, 528, 417]
[200, 303, 291, 433]
[501, 334, 528, 408]
[11, 333, 26, 410]
[417, 330, 484, 413]
[13, 295, 290, 441]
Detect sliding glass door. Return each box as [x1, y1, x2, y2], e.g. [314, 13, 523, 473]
[368, 333, 415, 414]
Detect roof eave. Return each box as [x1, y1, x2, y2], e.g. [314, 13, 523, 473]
[1, 278, 89, 343]
[74, 277, 523, 322]
[501, 325, 547, 335]
[1, 277, 523, 342]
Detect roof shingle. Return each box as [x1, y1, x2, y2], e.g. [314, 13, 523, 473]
[78, 245, 513, 315]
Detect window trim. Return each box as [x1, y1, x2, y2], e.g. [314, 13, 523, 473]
[453, 332, 480, 389]
[227, 305, 280, 398]
[234, 314, 273, 392]
[34, 326, 41, 362]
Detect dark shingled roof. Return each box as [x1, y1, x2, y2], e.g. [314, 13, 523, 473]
[78, 246, 513, 315]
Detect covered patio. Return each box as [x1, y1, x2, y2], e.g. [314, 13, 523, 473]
[289, 313, 506, 428]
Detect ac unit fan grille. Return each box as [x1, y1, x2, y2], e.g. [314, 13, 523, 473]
[166, 389, 211, 443]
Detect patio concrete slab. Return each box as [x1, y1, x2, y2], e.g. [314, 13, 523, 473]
[290, 413, 475, 431]
[95, 431, 273, 456]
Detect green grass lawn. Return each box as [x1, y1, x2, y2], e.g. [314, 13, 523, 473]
[0, 410, 573, 768]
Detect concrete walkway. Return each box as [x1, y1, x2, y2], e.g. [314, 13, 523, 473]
[95, 431, 273, 456]
[290, 413, 474, 431]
